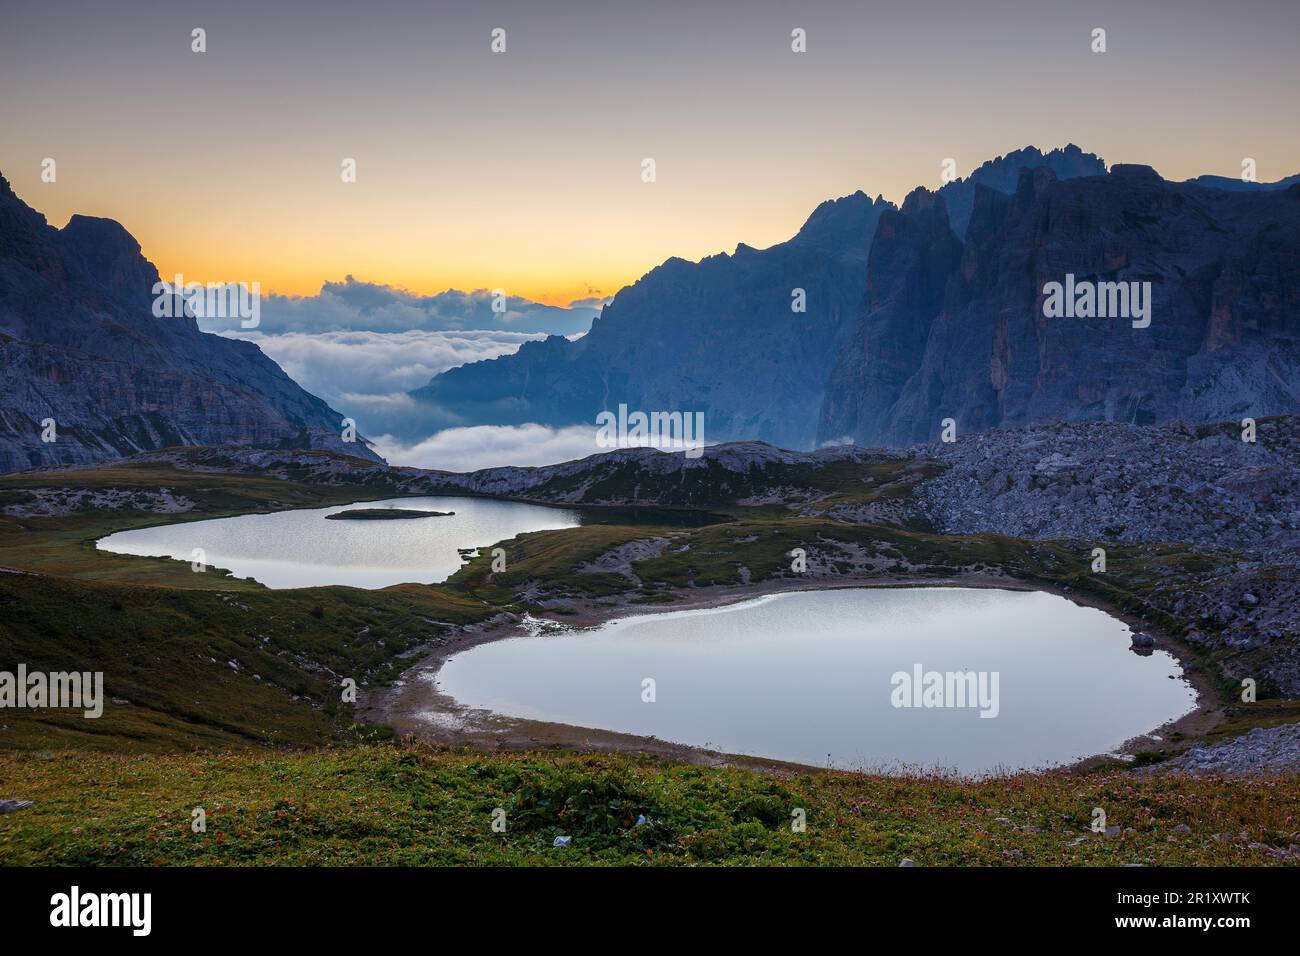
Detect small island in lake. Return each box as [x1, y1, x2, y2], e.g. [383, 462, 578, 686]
[325, 508, 455, 520]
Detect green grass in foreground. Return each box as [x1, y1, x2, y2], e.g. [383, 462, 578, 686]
[1, 745, 1297, 866]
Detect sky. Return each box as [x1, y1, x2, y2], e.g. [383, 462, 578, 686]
[3, 0, 1299, 306]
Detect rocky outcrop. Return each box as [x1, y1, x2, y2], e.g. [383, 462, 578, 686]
[818, 167, 1300, 447]
[1157, 724, 1300, 775]
[1182, 172, 1300, 192]
[915, 417, 1300, 556]
[817, 188, 963, 448]
[0, 174, 381, 472]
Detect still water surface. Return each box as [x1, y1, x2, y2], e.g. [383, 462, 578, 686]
[436, 587, 1197, 773]
[96, 496, 580, 589]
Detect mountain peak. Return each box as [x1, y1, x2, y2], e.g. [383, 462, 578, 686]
[1110, 163, 1164, 184]
[0, 176, 382, 471]
[962, 144, 1107, 182]
[59, 213, 148, 264]
[901, 186, 944, 216]
[939, 145, 1107, 237]
[821, 163, 1300, 447]
[56, 213, 159, 306]
[794, 190, 892, 244]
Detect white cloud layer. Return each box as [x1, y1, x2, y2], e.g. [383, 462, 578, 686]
[214, 327, 713, 471]
[228, 329, 540, 398]
[373, 424, 607, 472]
[220, 328, 543, 439]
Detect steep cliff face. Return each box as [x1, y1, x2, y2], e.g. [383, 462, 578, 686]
[412, 145, 1108, 447]
[0, 175, 380, 472]
[817, 189, 963, 447]
[818, 167, 1300, 446]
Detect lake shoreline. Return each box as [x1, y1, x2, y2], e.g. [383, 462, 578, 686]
[365, 572, 1223, 778]
[94, 494, 581, 590]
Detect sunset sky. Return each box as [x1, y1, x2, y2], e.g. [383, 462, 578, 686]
[3, 0, 1298, 305]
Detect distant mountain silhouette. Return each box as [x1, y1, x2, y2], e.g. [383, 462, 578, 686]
[411, 145, 1123, 447]
[0, 174, 380, 472]
[414, 187, 900, 449]
[939, 144, 1107, 237]
[1182, 173, 1300, 192]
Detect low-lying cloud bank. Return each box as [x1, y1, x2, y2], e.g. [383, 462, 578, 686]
[198, 276, 601, 336]
[220, 329, 541, 439]
[214, 325, 713, 471]
[195, 281, 623, 466]
[372, 424, 715, 472]
[372, 424, 607, 472]
[230, 328, 541, 399]
[201, 278, 605, 446]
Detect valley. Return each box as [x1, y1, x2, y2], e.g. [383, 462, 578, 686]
[2, 418, 1298, 864]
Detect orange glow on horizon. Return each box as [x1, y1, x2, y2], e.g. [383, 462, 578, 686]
[4, 0, 1299, 317]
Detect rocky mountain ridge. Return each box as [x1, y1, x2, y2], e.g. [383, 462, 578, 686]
[65, 438, 885, 512]
[819, 165, 1300, 446]
[414, 146, 1300, 450]
[0, 174, 380, 473]
[411, 145, 1110, 447]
